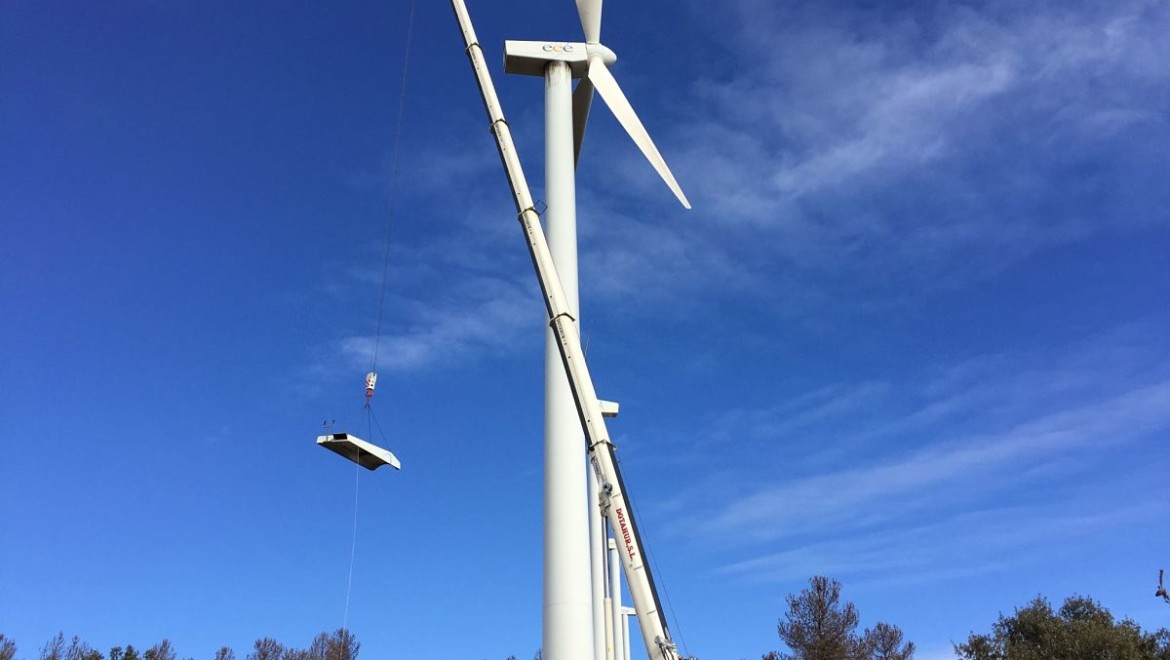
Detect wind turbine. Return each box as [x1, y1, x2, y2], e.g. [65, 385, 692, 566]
[502, 3, 690, 660]
[505, 4, 691, 207]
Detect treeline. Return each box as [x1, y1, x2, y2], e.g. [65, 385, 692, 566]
[762, 576, 1170, 660]
[0, 628, 358, 660]
[10, 581, 1170, 660]
[953, 595, 1170, 660]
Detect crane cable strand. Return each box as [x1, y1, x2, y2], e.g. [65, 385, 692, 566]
[340, 0, 417, 632]
[615, 450, 691, 658]
[369, 403, 389, 442]
[340, 405, 371, 631]
[342, 451, 360, 631]
[370, 0, 419, 374]
[343, 0, 417, 628]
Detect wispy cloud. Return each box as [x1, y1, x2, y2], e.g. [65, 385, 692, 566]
[574, 0, 1170, 308]
[705, 379, 1170, 540]
[309, 0, 1170, 374]
[690, 0, 1169, 200]
[338, 275, 539, 372]
[300, 135, 545, 376]
[665, 321, 1170, 581]
[717, 498, 1164, 586]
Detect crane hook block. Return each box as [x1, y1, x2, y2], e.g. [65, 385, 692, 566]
[365, 371, 378, 398]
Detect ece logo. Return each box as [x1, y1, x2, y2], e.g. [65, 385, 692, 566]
[542, 44, 575, 52]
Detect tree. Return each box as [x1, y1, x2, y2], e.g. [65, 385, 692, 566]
[304, 634, 329, 660]
[860, 623, 914, 660]
[124, 646, 141, 660]
[213, 649, 236, 660]
[31, 633, 102, 660]
[956, 595, 1170, 660]
[776, 576, 862, 660]
[297, 629, 357, 660]
[39, 633, 66, 660]
[774, 576, 913, 660]
[246, 639, 285, 660]
[319, 629, 359, 660]
[144, 641, 177, 660]
[1, 635, 16, 660]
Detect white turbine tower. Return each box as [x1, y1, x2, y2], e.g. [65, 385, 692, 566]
[502, 3, 690, 659]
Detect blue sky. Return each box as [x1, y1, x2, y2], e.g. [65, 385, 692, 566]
[2, 0, 1168, 659]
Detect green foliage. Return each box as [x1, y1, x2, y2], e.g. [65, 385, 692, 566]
[955, 595, 1170, 660]
[773, 576, 914, 660]
[777, 576, 861, 660]
[144, 640, 177, 660]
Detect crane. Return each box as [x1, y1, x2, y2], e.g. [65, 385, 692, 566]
[449, 2, 689, 658]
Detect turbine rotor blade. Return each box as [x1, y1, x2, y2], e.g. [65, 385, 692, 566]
[576, 0, 603, 43]
[587, 57, 691, 209]
[572, 77, 595, 166]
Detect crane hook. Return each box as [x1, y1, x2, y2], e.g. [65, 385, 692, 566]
[365, 372, 378, 399]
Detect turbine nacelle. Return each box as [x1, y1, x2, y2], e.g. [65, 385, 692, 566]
[503, 40, 616, 78]
[504, 0, 690, 209]
[503, 36, 689, 209]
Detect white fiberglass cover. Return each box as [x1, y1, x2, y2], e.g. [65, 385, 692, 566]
[316, 433, 401, 471]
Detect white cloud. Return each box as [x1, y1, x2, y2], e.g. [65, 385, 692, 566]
[339, 275, 539, 372]
[310, 0, 1170, 373]
[655, 321, 1170, 586]
[303, 136, 547, 375]
[717, 498, 1164, 586]
[643, 0, 1170, 298]
[705, 378, 1170, 539]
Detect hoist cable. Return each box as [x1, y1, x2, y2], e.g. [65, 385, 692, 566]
[614, 450, 692, 658]
[370, 0, 419, 374]
[341, 406, 367, 630]
[338, 0, 418, 631]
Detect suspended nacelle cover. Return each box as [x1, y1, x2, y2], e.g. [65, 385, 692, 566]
[317, 433, 401, 471]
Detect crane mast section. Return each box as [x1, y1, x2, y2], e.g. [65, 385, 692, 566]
[450, 2, 680, 659]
